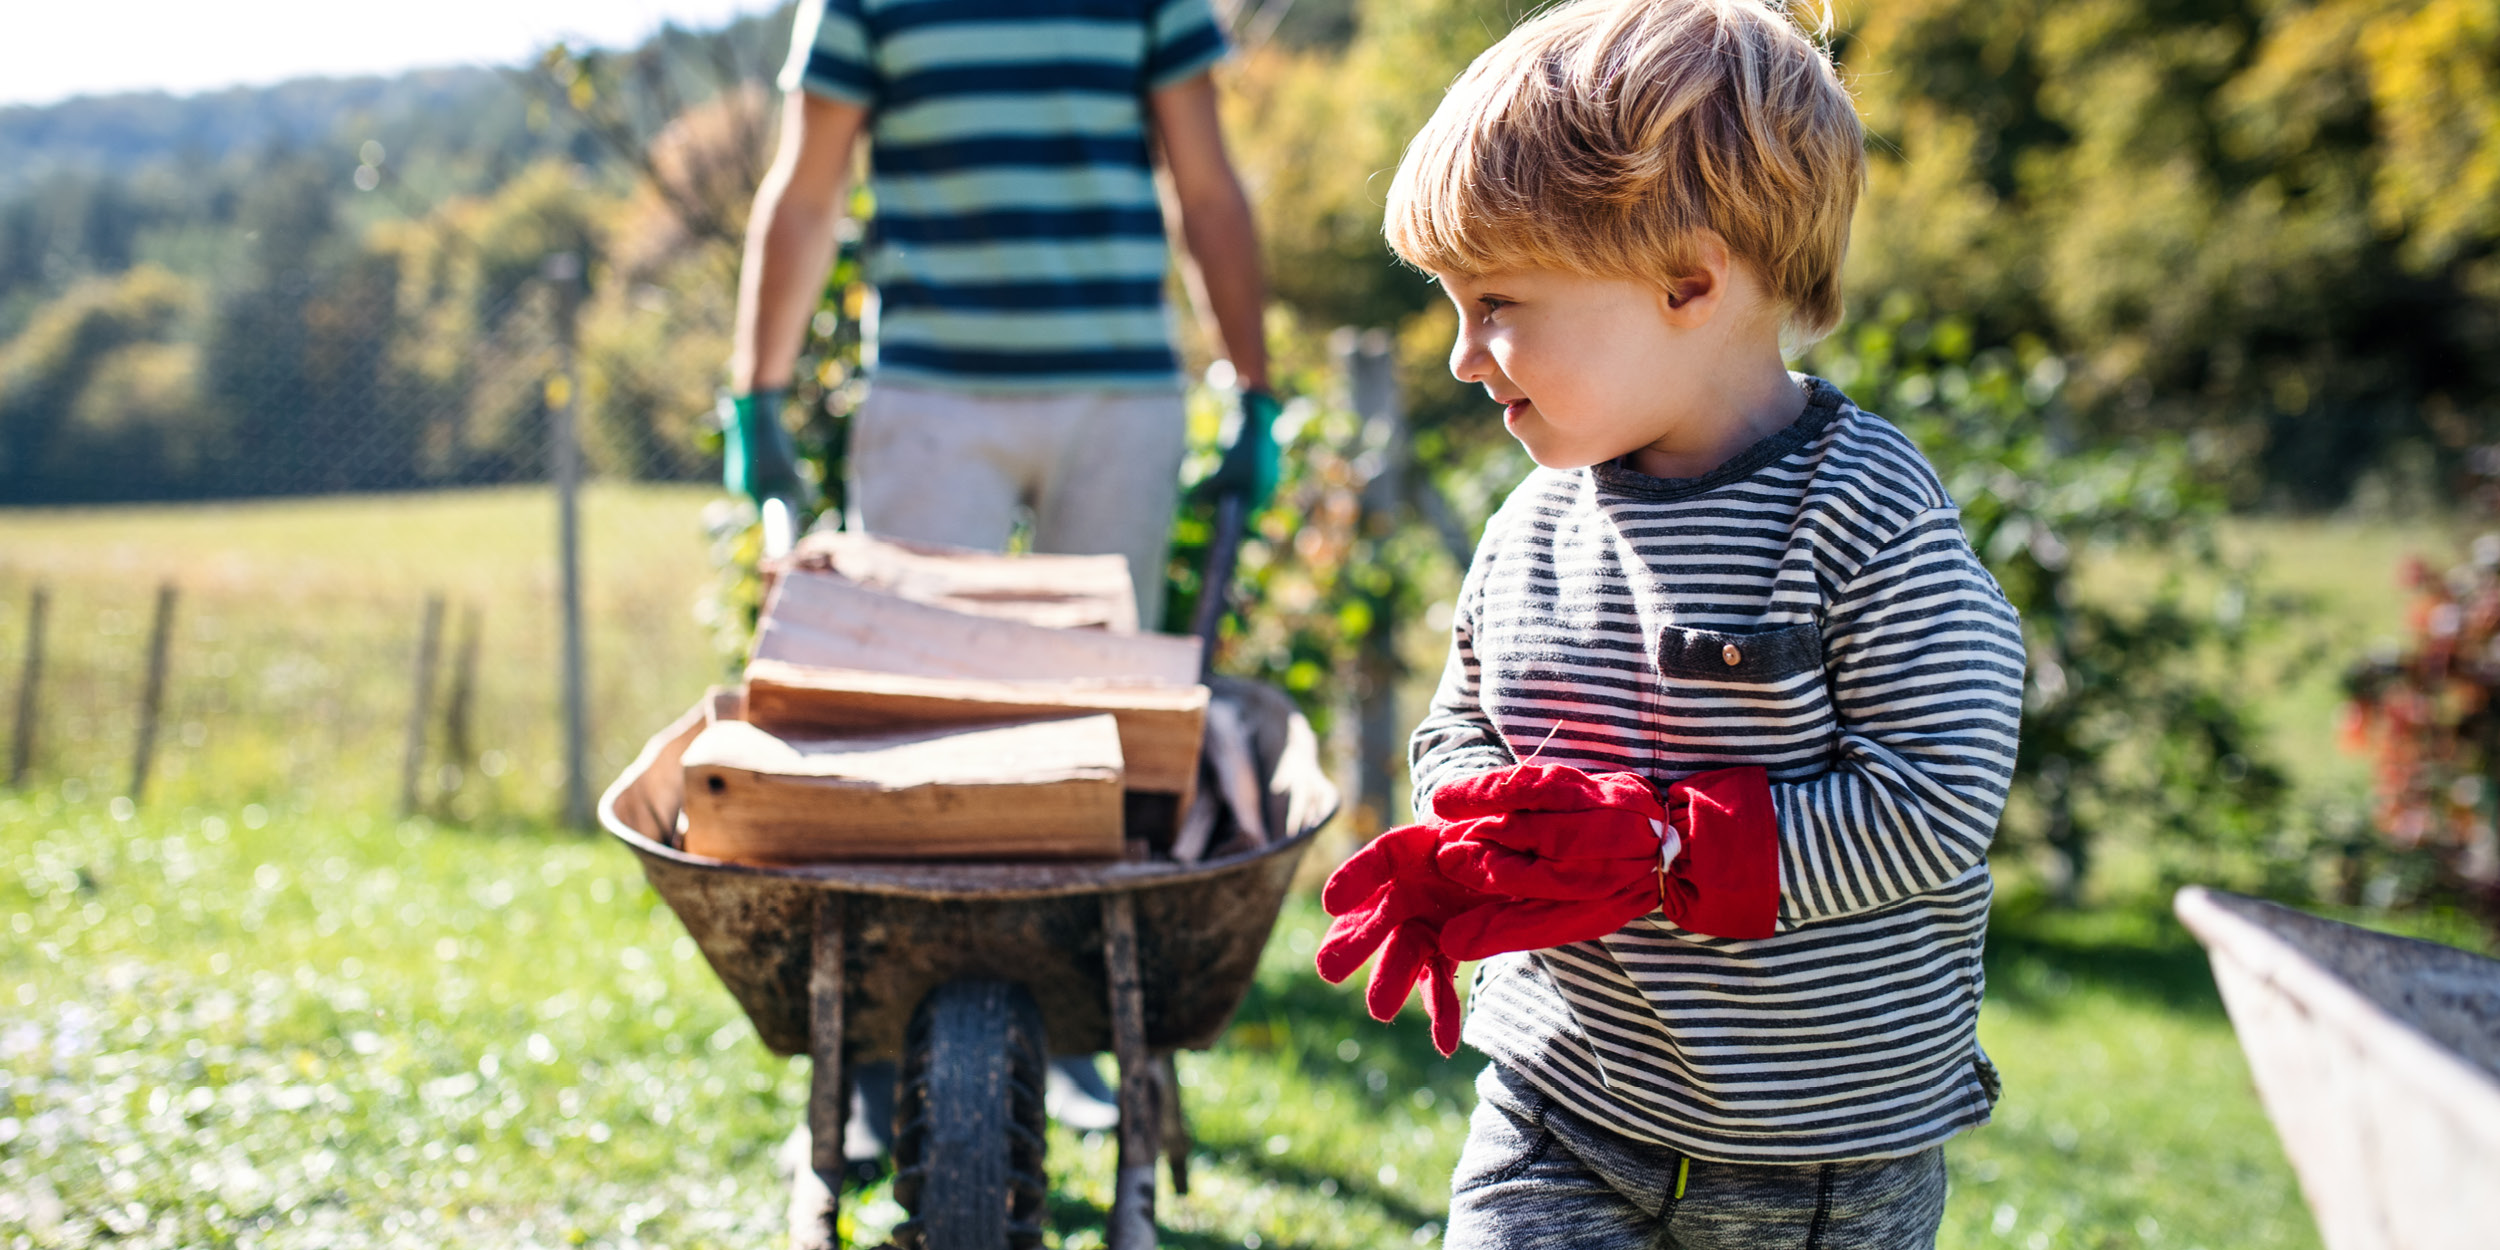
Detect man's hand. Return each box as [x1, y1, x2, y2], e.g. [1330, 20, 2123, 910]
[719, 390, 813, 509]
[1196, 388, 1280, 512]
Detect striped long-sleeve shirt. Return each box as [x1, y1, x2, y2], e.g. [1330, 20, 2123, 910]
[1410, 377, 2026, 1163]
[781, 0, 1228, 391]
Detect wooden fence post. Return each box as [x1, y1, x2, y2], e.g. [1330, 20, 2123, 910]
[128, 582, 177, 803]
[401, 593, 446, 816]
[438, 604, 481, 810]
[9, 585, 45, 788]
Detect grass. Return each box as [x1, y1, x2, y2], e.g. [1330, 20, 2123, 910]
[3, 489, 2482, 1249]
[0, 486, 726, 820]
[1, 788, 2337, 1250]
[0, 789, 2333, 1250]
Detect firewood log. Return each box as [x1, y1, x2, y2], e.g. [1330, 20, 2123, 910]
[680, 715, 1125, 864]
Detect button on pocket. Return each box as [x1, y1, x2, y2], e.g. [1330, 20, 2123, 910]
[1656, 620, 1822, 680]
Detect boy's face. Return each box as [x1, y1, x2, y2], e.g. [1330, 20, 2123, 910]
[1434, 260, 1793, 476]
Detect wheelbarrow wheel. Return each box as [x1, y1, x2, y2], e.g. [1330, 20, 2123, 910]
[892, 980, 1049, 1250]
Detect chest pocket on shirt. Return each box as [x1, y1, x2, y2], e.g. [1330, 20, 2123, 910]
[1650, 620, 1835, 777]
[1654, 620, 1823, 680]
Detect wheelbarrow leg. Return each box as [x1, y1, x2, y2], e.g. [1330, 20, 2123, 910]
[1101, 891, 1161, 1250]
[1155, 1053, 1192, 1196]
[792, 892, 849, 1250]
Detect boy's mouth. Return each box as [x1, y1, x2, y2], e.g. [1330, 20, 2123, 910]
[1501, 398, 1533, 426]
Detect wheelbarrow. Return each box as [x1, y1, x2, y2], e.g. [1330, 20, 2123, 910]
[599, 676, 1338, 1250]
[2174, 887, 2500, 1250]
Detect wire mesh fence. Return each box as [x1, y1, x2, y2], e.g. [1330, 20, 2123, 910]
[0, 260, 734, 827]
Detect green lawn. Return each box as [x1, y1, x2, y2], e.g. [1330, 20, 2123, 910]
[4, 490, 2476, 1249]
[1, 786, 2327, 1250]
[0, 486, 726, 822]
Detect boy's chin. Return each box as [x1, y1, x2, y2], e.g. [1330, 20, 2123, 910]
[1514, 436, 1618, 472]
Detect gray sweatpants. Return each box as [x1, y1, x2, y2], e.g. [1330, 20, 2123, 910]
[1447, 1063, 1948, 1250]
[847, 382, 1188, 629]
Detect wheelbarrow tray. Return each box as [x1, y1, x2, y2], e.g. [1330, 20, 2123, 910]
[599, 678, 1338, 1064]
[2175, 887, 2500, 1250]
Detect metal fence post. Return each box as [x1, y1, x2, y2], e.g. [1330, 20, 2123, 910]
[1335, 327, 1406, 831]
[546, 251, 591, 829]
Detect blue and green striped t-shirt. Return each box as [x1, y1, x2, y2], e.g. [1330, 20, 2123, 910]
[779, 0, 1229, 392]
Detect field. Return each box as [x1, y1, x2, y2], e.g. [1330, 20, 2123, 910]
[0, 489, 2487, 1249]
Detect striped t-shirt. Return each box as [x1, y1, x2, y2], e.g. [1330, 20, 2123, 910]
[779, 0, 1228, 392]
[1410, 377, 2026, 1163]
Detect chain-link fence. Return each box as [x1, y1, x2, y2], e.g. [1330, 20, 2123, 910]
[0, 252, 734, 828]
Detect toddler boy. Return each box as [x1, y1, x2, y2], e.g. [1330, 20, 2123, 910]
[1328, 0, 2027, 1244]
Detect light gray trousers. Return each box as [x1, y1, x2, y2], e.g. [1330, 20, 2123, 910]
[847, 382, 1188, 629]
[1447, 1063, 1949, 1250]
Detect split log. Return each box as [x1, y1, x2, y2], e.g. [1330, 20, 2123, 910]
[780, 531, 1140, 633]
[1203, 697, 1268, 849]
[754, 570, 1198, 687]
[1169, 783, 1220, 865]
[680, 715, 1125, 864]
[742, 657, 1205, 811]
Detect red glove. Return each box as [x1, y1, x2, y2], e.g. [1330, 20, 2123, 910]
[1432, 765, 1673, 960]
[1432, 763, 1781, 955]
[1315, 821, 1502, 1057]
[1656, 766, 1780, 940]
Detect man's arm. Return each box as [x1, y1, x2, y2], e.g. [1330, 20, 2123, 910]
[730, 90, 869, 393]
[1147, 73, 1267, 391]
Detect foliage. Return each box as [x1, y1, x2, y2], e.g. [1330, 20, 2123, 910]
[2340, 538, 2500, 924]
[1838, 0, 2500, 507]
[0, 264, 200, 498]
[1805, 298, 2292, 900]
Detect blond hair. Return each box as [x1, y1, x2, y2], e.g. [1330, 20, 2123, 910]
[1384, 0, 1864, 341]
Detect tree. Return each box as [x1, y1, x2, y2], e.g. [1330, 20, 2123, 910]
[1839, 0, 2500, 507]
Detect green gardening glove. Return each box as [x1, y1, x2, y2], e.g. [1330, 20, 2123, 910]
[718, 390, 813, 510]
[1196, 388, 1281, 513]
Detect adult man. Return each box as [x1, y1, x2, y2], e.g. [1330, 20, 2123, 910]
[724, 0, 1273, 628]
[724, 0, 1275, 1175]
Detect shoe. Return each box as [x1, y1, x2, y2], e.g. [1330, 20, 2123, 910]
[1046, 1054, 1122, 1131]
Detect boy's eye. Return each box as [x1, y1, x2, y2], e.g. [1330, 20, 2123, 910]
[1476, 296, 1511, 317]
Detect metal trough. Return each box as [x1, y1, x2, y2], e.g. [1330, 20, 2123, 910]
[2174, 887, 2500, 1250]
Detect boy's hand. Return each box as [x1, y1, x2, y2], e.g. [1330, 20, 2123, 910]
[1316, 821, 1500, 1057]
[1431, 763, 1780, 955]
[1654, 766, 1780, 940]
[1431, 764, 1674, 959]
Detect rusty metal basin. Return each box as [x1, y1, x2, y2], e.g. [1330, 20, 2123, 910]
[599, 677, 1337, 1063]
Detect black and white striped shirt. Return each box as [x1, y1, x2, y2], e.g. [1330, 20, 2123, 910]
[1411, 377, 2025, 1163]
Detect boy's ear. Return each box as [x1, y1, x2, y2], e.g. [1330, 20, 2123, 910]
[1658, 232, 1734, 326]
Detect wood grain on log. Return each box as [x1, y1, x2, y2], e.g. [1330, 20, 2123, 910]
[742, 657, 1206, 808]
[779, 531, 1140, 633]
[755, 570, 1197, 686]
[682, 716, 1125, 864]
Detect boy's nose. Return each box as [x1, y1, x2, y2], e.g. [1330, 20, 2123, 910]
[1449, 326, 1496, 385]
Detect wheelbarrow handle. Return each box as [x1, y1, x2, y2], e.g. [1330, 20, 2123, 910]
[1188, 493, 1248, 674]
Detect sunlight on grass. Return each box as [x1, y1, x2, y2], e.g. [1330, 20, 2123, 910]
[0, 496, 2393, 1249]
[0, 486, 724, 822]
[2, 789, 2329, 1249]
